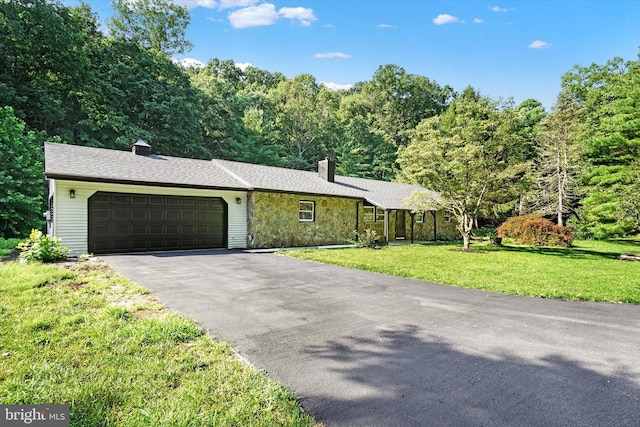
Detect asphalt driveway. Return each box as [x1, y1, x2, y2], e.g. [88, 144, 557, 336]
[104, 250, 640, 426]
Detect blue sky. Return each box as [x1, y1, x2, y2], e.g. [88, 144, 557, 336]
[67, 0, 640, 110]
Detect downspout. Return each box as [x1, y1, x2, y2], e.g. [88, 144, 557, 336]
[431, 210, 437, 242]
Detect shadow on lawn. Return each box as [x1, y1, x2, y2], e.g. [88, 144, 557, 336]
[492, 244, 623, 260]
[303, 325, 639, 427]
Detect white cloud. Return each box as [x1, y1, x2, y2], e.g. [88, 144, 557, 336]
[278, 7, 317, 26]
[173, 0, 218, 9]
[235, 62, 252, 71]
[379, 23, 396, 29]
[228, 3, 279, 28]
[172, 57, 206, 68]
[473, 18, 483, 24]
[321, 82, 353, 91]
[315, 52, 352, 59]
[219, 0, 257, 9]
[433, 14, 460, 25]
[529, 40, 551, 49]
[228, 4, 317, 28]
[491, 6, 514, 12]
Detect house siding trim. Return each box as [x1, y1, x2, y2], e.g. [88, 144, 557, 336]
[49, 179, 247, 255]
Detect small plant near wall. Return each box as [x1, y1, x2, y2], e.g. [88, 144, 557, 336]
[18, 229, 69, 262]
[354, 229, 381, 249]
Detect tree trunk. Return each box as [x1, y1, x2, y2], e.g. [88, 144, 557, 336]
[462, 233, 471, 250]
[461, 212, 474, 250]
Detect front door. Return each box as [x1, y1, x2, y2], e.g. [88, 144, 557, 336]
[395, 210, 406, 239]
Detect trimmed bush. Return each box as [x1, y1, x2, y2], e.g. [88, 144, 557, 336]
[497, 214, 573, 248]
[18, 229, 69, 262]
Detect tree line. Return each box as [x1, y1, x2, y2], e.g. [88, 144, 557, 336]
[1, 0, 638, 241]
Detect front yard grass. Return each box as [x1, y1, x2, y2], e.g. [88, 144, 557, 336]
[287, 239, 640, 304]
[0, 260, 316, 427]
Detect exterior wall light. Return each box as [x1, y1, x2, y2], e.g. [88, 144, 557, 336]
[69, 189, 76, 198]
[235, 197, 242, 204]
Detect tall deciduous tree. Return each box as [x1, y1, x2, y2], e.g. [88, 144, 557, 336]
[269, 74, 341, 169]
[399, 88, 527, 249]
[534, 90, 583, 226]
[0, 107, 44, 238]
[109, 0, 193, 56]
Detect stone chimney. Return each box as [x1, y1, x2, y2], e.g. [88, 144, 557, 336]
[131, 139, 151, 156]
[318, 158, 335, 182]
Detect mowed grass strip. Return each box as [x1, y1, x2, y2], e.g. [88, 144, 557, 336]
[287, 240, 640, 304]
[0, 260, 316, 427]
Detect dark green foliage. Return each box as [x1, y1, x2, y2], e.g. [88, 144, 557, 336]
[497, 214, 573, 248]
[563, 55, 640, 238]
[0, 107, 44, 238]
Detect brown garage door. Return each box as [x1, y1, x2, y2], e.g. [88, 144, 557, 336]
[88, 192, 227, 254]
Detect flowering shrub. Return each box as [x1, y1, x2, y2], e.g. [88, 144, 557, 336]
[496, 214, 573, 248]
[355, 229, 381, 249]
[18, 229, 69, 262]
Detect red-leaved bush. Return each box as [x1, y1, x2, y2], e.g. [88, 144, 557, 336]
[496, 214, 573, 248]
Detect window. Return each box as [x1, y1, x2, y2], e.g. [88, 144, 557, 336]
[416, 212, 424, 223]
[363, 206, 375, 222]
[299, 201, 315, 222]
[376, 208, 385, 222]
[444, 211, 452, 223]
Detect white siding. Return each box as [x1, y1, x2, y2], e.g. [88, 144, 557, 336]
[50, 179, 247, 255]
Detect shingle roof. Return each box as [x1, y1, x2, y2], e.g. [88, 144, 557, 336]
[44, 143, 438, 210]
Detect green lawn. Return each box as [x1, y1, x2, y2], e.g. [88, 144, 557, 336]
[0, 260, 316, 427]
[287, 239, 640, 304]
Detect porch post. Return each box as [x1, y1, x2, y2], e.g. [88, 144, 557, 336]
[409, 212, 415, 243]
[384, 209, 389, 243]
[431, 210, 437, 242]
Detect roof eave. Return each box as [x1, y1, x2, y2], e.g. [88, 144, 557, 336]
[44, 174, 251, 192]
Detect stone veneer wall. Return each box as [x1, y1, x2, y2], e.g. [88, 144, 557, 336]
[248, 191, 358, 248]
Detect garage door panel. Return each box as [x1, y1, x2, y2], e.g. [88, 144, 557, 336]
[149, 210, 164, 221]
[88, 192, 227, 254]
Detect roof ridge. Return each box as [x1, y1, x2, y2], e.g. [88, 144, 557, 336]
[211, 159, 254, 189]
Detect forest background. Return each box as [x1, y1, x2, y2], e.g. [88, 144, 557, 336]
[1, 0, 639, 241]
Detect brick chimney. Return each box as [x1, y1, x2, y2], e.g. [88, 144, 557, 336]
[318, 158, 335, 182]
[131, 139, 151, 156]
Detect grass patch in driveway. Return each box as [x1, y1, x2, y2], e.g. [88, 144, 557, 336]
[0, 260, 316, 426]
[287, 240, 640, 304]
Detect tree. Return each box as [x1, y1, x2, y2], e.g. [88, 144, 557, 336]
[269, 74, 341, 169]
[336, 117, 395, 179]
[398, 88, 528, 249]
[338, 64, 454, 179]
[109, 0, 193, 56]
[533, 90, 583, 226]
[0, 107, 45, 238]
[0, 0, 94, 140]
[79, 39, 207, 158]
[563, 54, 640, 238]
